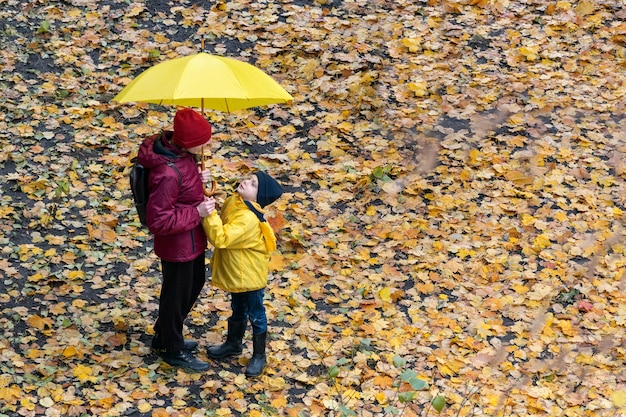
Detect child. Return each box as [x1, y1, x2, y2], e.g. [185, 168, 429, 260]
[200, 171, 283, 377]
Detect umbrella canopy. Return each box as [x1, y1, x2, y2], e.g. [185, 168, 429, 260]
[112, 53, 293, 112]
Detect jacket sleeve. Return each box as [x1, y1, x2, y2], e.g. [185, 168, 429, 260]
[202, 210, 259, 249]
[147, 166, 200, 236]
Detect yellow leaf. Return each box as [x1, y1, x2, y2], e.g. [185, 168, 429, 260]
[407, 81, 428, 97]
[375, 392, 387, 404]
[379, 287, 392, 303]
[521, 213, 535, 226]
[132, 258, 152, 273]
[508, 113, 525, 125]
[234, 374, 247, 386]
[278, 125, 297, 136]
[554, 211, 568, 221]
[468, 149, 481, 165]
[611, 390, 626, 407]
[28, 272, 46, 283]
[128, 5, 144, 16]
[519, 45, 540, 61]
[389, 337, 402, 348]
[270, 396, 288, 408]
[512, 284, 529, 294]
[19, 244, 43, 261]
[328, 315, 348, 324]
[438, 364, 456, 377]
[20, 397, 35, 411]
[337, 122, 353, 133]
[67, 270, 85, 280]
[0, 385, 21, 402]
[557, 319, 575, 336]
[101, 116, 119, 129]
[73, 364, 96, 383]
[576, 0, 595, 15]
[63, 346, 77, 358]
[504, 170, 533, 184]
[533, 234, 552, 249]
[401, 38, 421, 52]
[137, 401, 152, 413]
[26, 349, 43, 360]
[0, 206, 15, 218]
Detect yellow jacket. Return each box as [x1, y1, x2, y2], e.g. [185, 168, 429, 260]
[202, 195, 277, 293]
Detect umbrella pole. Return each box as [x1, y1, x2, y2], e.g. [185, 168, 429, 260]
[201, 98, 205, 172]
[200, 98, 216, 197]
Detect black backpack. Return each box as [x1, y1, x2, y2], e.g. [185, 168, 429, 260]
[129, 157, 181, 226]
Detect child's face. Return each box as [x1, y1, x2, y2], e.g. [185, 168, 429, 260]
[237, 175, 259, 202]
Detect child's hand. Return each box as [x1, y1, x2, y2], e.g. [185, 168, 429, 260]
[198, 168, 211, 183]
[197, 197, 216, 217]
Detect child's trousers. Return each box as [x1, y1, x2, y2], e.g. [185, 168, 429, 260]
[230, 288, 267, 334]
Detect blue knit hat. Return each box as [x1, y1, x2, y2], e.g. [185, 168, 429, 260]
[254, 172, 283, 208]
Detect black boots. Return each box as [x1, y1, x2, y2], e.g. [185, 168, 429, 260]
[207, 320, 246, 359]
[152, 335, 198, 352]
[160, 350, 209, 372]
[245, 332, 267, 378]
[207, 321, 267, 377]
[155, 324, 267, 375]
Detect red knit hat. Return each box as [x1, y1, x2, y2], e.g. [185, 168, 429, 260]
[172, 108, 212, 148]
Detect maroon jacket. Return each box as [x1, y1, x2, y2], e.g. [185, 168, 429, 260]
[137, 131, 207, 262]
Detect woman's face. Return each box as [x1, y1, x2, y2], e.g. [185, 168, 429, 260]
[237, 175, 259, 202]
[186, 143, 208, 155]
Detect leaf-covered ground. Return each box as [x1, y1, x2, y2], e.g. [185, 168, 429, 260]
[1, 0, 626, 416]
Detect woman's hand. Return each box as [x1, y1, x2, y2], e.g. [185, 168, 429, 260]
[199, 168, 211, 183]
[197, 197, 216, 217]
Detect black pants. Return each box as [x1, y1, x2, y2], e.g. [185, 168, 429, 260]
[155, 253, 206, 352]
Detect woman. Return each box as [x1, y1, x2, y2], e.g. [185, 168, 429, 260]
[136, 108, 213, 372]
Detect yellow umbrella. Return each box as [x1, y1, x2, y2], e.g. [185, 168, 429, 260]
[113, 52, 293, 196]
[112, 52, 293, 112]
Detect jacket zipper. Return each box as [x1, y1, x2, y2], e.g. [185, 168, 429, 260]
[190, 228, 195, 253]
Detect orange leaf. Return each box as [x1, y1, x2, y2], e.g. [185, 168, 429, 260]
[107, 332, 127, 348]
[269, 253, 286, 271]
[373, 375, 394, 388]
[152, 409, 169, 417]
[87, 223, 117, 244]
[27, 315, 54, 331]
[268, 212, 286, 232]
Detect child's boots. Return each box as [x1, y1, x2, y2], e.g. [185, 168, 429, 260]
[207, 319, 245, 359]
[245, 332, 267, 377]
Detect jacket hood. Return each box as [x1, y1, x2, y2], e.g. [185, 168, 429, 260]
[137, 131, 181, 169]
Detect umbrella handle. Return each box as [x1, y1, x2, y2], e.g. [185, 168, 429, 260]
[201, 145, 217, 196]
[204, 180, 217, 197]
